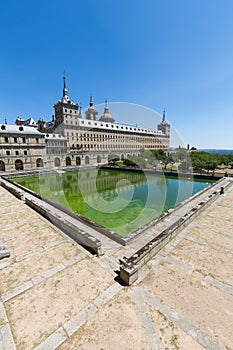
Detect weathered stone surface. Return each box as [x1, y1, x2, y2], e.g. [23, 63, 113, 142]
[0, 177, 233, 350]
[34, 327, 67, 350]
[0, 246, 10, 260]
[0, 324, 16, 350]
[63, 309, 86, 337]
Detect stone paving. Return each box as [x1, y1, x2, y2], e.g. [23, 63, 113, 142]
[0, 181, 233, 349]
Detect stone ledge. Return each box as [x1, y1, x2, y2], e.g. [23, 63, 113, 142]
[0, 323, 16, 350]
[34, 327, 67, 350]
[25, 196, 102, 256]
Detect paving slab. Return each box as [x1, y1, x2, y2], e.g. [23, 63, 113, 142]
[0, 180, 233, 349]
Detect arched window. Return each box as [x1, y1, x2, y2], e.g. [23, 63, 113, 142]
[0, 160, 5, 171]
[15, 159, 23, 171]
[85, 156, 89, 165]
[76, 156, 81, 166]
[54, 157, 60, 167]
[97, 155, 101, 164]
[66, 156, 71, 166]
[36, 158, 43, 167]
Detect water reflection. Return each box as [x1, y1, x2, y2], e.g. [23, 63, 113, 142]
[12, 169, 212, 236]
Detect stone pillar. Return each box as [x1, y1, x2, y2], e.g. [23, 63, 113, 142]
[119, 258, 138, 285]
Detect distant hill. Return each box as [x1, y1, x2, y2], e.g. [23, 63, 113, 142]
[199, 149, 233, 155]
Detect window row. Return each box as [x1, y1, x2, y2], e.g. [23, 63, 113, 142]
[3, 150, 28, 156]
[79, 120, 156, 133]
[1, 137, 40, 143]
[64, 109, 77, 114]
[66, 132, 159, 142]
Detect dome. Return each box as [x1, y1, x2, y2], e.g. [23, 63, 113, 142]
[99, 101, 115, 123]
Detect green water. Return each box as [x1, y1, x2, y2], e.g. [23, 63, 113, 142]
[11, 169, 213, 236]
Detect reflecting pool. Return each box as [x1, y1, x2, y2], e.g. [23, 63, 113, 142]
[11, 169, 213, 236]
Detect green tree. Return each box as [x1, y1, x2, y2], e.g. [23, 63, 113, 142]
[161, 154, 174, 169]
[173, 148, 188, 162]
[151, 149, 165, 161]
[140, 149, 159, 167]
[108, 154, 120, 165]
[191, 158, 205, 173]
[189, 151, 233, 173]
[123, 157, 140, 168]
[178, 160, 192, 173]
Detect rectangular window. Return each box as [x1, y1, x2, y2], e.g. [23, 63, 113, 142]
[22, 137, 26, 143]
[14, 137, 18, 143]
[5, 137, 8, 143]
[6, 150, 10, 155]
[24, 150, 27, 155]
[15, 150, 19, 155]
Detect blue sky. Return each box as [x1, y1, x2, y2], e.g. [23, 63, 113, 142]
[1, 0, 233, 149]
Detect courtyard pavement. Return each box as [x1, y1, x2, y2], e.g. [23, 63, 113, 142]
[0, 181, 233, 350]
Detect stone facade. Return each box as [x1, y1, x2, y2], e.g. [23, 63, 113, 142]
[0, 124, 46, 171]
[0, 76, 171, 171]
[45, 133, 67, 155]
[40, 76, 170, 154]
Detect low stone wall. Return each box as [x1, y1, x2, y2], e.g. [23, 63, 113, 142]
[0, 177, 102, 256]
[25, 196, 102, 256]
[0, 178, 26, 200]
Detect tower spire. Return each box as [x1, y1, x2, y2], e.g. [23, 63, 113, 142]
[63, 72, 68, 98]
[104, 99, 109, 112]
[162, 108, 166, 122]
[90, 95, 93, 107]
[78, 105, 82, 118]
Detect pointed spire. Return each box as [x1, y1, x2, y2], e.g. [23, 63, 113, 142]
[162, 108, 166, 122]
[63, 72, 68, 98]
[78, 105, 82, 118]
[90, 95, 93, 107]
[104, 99, 109, 113]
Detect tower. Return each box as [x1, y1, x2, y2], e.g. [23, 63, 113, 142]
[157, 109, 170, 136]
[53, 74, 79, 128]
[85, 96, 98, 121]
